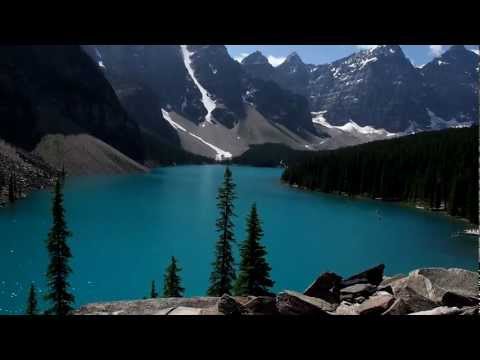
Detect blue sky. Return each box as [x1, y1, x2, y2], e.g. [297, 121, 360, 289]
[226, 45, 480, 67]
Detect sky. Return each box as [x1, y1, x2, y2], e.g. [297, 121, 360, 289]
[226, 45, 480, 67]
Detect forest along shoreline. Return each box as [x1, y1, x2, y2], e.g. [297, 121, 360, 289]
[284, 183, 476, 227]
[281, 126, 479, 228]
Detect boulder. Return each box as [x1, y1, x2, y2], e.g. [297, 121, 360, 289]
[382, 298, 411, 315]
[376, 285, 394, 295]
[167, 306, 204, 315]
[441, 291, 479, 308]
[217, 294, 246, 315]
[408, 306, 462, 315]
[380, 274, 407, 287]
[355, 296, 366, 304]
[356, 292, 395, 315]
[412, 268, 478, 301]
[340, 283, 377, 301]
[334, 302, 360, 315]
[244, 296, 278, 315]
[342, 264, 385, 287]
[459, 306, 479, 316]
[303, 272, 343, 303]
[393, 286, 438, 313]
[276, 291, 336, 315]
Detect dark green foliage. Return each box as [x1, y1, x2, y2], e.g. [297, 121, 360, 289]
[208, 166, 237, 296]
[150, 280, 158, 298]
[163, 256, 184, 297]
[282, 126, 479, 224]
[44, 178, 74, 315]
[26, 283, 38, 315]
[233, 143, 315, 167]
[234, 203, 274, 296]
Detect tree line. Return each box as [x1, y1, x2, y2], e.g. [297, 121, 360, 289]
[282, 126, 479, 224]
[24, 166, 274, 315]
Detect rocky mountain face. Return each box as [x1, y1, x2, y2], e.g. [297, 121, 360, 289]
[84, 45, 321, 160]
[74, 265, 479, 315]
[421, 45, 479, 126]
[241, 45, 479, 133]
[4, 45, 475, 165]
[0, 45, 145, 162]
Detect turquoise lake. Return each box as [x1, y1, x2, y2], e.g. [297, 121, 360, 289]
[0, 165, 476, 314]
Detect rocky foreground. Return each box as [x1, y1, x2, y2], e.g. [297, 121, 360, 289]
[75, 265, 479, 315]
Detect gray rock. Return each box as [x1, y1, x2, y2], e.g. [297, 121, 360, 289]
[340, 283, 377, 301]
[244, 296, 278, 315]
[167, 306, 204, 315]
[408, 306, 462, 315]
[217, 294, 246, 315]
[392, 286, 438, 313]
[380, 274, 407, 287]
[459, 306, 479, 316]
[382, 298, 411, 315]
[356, 293, 395, 315]
[376, 285, 394, 295]
[342, 264, 385, 287]
[334, 301, 360, 315]
[276, 290, 336, 315]
[304, 272, 343, 303]
[74, 297, 219, 315]
[412, 268, 478, 301]
[441, 291, 479, 308]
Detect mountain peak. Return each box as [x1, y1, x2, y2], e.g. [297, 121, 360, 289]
[241, 51, 270, 65]
[285, 51, 304, 64]
[447, 45, 467, 53]
[369, 45, 404, 57]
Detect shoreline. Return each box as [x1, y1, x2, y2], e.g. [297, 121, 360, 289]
[283, 180, 477, 228]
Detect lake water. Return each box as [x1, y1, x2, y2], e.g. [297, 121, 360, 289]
[0, 165, 476, 314]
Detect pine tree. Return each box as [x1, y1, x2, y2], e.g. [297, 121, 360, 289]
[207, 166, 237, 296]
[26, 283, 38, 315]
[163, 256, 184, 297]
[44, 178, 74, 315]
[234, 203, 274, 296]
[150, 280, 158, 298]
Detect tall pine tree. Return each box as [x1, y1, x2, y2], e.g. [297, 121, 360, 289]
[234, 203, 274, 296]
[44, 178, 74, 315]
[26, 283, 38, 315]
[150, 280, 158, 298]
[208, 166, 237, 296]
[163, 256, 184, 297]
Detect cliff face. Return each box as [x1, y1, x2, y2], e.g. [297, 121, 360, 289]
[0, 45, 145, 162]
[74, 266, 479, 315]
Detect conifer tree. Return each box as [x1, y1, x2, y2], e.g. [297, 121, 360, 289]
[44, 178, 74, 315]
[207, 166, 237, 296]
[26, 283, 38, 315]
[150, 280, 158, 298]
[234, 203, 274, 296]
[163, 256, 184, 297]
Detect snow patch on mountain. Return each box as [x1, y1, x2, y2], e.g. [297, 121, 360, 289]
[359, 56, 378, 70]
[162, 109, 187, 132]
[180, 45, 217, 123]
[162, 109, 231, 161]
[312, 111, 395, 136]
